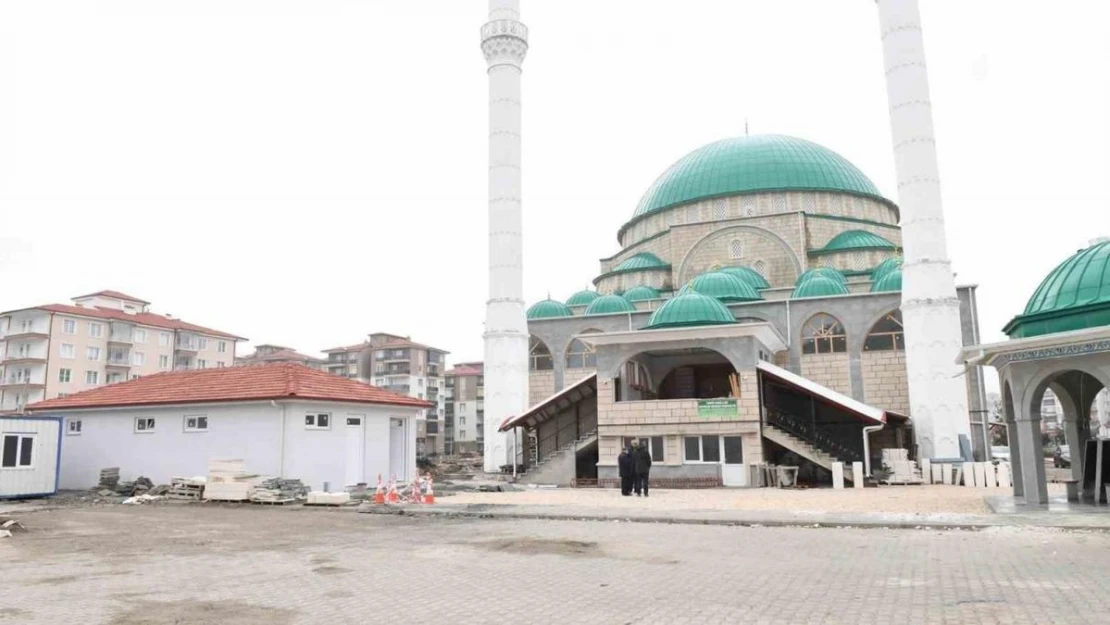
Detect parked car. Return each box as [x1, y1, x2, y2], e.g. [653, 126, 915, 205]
[1054, 445, 1071, 468]
[991, 445, 1010, 463]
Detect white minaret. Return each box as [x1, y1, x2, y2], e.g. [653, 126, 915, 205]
[480, 1, 529, 473]
[875, 0, 970, 460]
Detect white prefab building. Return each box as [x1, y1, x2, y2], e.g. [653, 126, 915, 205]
[26, 364, 428, 491]
[0, 416, 62, 499]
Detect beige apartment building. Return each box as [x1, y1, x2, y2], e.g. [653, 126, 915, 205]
[235, 344, 326, 369]
[322, 332, 449, 456]
[444, 362, 484, 454]
[0, 290, 244, 413]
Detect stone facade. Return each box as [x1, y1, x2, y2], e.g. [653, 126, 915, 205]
[861, 350, 911, 416]
[529, 370, 554, 406]
[800, 353, 853, 397]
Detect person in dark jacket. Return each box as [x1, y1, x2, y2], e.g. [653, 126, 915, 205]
[617, 446, 634, 496]
[633, 443, 653, 497]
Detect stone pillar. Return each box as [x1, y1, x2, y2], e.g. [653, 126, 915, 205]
[481, 1, 530, 473]
[874, 0, 971, 460]
[1015, 415, 1049, 504]
[1006, 419, 1024, 497]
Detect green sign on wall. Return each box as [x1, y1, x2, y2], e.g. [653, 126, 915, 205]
[697, 398, 738, 418]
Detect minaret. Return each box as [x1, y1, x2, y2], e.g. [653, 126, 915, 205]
[480, 1, 529, 473]
[875, 0, 970, 460]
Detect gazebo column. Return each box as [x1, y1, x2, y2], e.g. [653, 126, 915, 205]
[1006, 416, 1024, 498]
[1055, 386, 1089, 484]
[1014, 405, 1049, 504]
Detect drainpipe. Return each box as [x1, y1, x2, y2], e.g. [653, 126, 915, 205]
[512, 427, 517, 478]
[272, 400, 286, 477]
[862, 423, 884, 477]
[784, 299, 791, 348]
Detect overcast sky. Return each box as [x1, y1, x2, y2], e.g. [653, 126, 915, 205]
[1, 1, 1107, 376]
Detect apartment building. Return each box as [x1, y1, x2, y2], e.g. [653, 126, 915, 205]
[444, 361, 484, 454]
[0, 290, 244, 413]
[235, 344, 326, 369]
[322, 333, 449, 457]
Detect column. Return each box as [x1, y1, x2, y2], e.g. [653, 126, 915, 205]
[1015, 415, 1049, 505]
[1006, 419, 1024, 497]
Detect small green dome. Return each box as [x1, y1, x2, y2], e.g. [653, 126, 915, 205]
[623, 285, 661, 302]
[629, 135, 889, 225]
[681, 271, 762, 303]
[792, 274, 850, 299]
[797, 267, 848, 286]
[613, 252, 669, 273]
[870, 267, 902, 293]
[719, 266, 771, 289]
[527, 299, 573, 320]
[566, 290, 600, 307]
[585, 294, 636, 316]
[871, 257, 903, 282]
[643, 292, 737, 330]
[1004, 239, 1110, 338]
[814, 230, 898, 254]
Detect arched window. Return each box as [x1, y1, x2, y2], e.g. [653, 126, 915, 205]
[742, 196, 757, 217]
[864, 310, 904, 351]
[565, 337, 598, 369]
[802, 314, 847, 355]
[729, 239, 743, 260]
[753, 260, 767, 277]
[529, 336, 553, 371]
[713, 199, 727, 220]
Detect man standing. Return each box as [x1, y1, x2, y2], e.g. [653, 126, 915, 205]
[617, 445, 634, 496]
[633, 441, 652, 497]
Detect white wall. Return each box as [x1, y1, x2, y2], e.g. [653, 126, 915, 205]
[0, 417, 61, 498]
[51, 400, 420, 491]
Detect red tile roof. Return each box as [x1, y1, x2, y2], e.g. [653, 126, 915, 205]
[27, 363, 432, 411]
[238, 348, 325, 365]
[322, 335, 448, 354]
[72, 290, 151, 304]
[2, 303, 245, 340]
[446, 362, 484, 376]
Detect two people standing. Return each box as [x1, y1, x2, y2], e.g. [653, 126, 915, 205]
[617, 441, 652, 497]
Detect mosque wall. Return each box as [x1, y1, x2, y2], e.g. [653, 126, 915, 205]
[805, 217, 903, 251]
[529, 370, 555, 406]
[800, 353, 853, 396]
[862, 350, 911, 415]
[815, 250, 901, 275]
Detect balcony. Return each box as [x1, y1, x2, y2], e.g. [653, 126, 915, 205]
[106, 349, 132, 369]
[0, 377, 45, 388]
[108, 322, 134, 345]
[175, 333, 201, 352]
[1, 330, 48, 341]
[384, 384, 411, 395]
[376, 367, 411, 377]
[1, 354, 47, 365]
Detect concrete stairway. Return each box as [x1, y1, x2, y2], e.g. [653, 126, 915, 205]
[518, 430, 598, 486]
[762, 424, 852, 482]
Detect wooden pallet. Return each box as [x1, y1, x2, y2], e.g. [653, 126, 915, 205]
[302, 502, 350, 507]
[204, 498, 250, 503]
[251, 499, 297, 506]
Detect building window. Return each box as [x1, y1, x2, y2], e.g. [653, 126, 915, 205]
[460, 403, 467, 414]
[217, 362, 226, 368]
[1, 434, 34, 468]
[88, 322, 103, 338]
[58, 368, 72, 383]
[159, 354, 170, 369]
[107, 372, 124, 384]
[197, 359, 208, 369]
[159, 332, 171, 347]
[86, 346, 101, 361]
[66, 419, 82, 435]
[529, 336, 553, 371]
[184, 415, 209, 432]
[564, 338, 597, 369]
[62, 319, 77, 334]
[132, 352, 145, 366]
[684, 435, 721, 463]
[305, 413, 331, 430]
[134, 417, 155, 432]
[59, 343, 75, 359]
[729, 239, 743, 260]
[198, 337, 208, 350]
[130, 374, 140, 380]
[864, 310, 904, 351]
[713, 199, 727, 220]
[85, 371, 99, 385]
[134, 329, 147, 344]
[217, 341, 227, 353]
[801, 314, 847, 355]
[460, 430, 466, 439]
[459, 416, 466, 425]
[753, 260, 766, 277]
[622, 436, 664, 462]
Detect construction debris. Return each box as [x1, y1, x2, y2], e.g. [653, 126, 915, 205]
[306, 492, 351, 506]
[1, 519, 26, 533]
[99, 467, 120, 490]
[113, 476, 154, 497]
[204, 460, 262, 502]
[880, 449, 924, 485]
[168, 477, 206, 500]
[250, 478, 308, 504]
[121, 494, 162, 505]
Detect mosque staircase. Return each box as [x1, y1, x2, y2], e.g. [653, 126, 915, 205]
[761, 424, 853, 483]
[518, 429, 597, 486]
[763, 409, 865, 482]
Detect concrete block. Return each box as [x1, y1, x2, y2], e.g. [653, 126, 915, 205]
[962, 463, 976, 487]
[831, 462, 844, 489]
[996, 462, 1012, 488]
[975, 462, 991, 488]
[921, 459, 932, 484]
[852, 462, 864, 489]
[941, 463, 953, 485]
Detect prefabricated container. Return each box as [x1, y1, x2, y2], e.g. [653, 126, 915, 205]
[0, 416, 61, 499]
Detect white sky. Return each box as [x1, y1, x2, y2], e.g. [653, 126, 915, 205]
[1, 1, 1107, 376]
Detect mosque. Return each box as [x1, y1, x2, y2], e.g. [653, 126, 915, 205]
[504, 134, 991, 486]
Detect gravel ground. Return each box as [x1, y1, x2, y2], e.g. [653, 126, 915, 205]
[444, 484, 1068, 515]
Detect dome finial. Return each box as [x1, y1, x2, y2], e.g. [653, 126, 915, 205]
[745, 118, 749, 136]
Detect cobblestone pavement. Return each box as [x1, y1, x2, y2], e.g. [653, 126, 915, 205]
[3, 503, 1110, 624]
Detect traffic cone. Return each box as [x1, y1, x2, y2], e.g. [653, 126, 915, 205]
[423, 473, 435, 504]
[387, 475, 399, 504]
[373, 474, 385, 504]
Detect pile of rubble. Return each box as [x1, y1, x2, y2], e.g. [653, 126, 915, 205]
[250, 478, 308, 504]
[204, 460, 262, 502]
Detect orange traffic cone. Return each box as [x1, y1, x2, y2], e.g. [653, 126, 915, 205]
[373, 474, 385, 504]
[386, 476, 399, 504]
[423, 473, 435, 504]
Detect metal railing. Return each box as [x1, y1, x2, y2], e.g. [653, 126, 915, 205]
[764, 408, 864, 463]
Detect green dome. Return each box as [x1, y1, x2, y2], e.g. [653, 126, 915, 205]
[527, 299, 573, 320]
[792, 274, 850, 299]
[870, 268, 902, 293]
[797, 267, 848, 286]
[612, 252, 669, 273]
[719, 266, 771, 289]
[1004, 239, 1110, 338]
[623, 285, 661, 302]
[566, 290, 600, 307]
[814, 230, 898, 255]
[643, 292, 737, 330]
[585, 294, 636, 316]
[629, 135, 888, 224]
[871, 257, 903, 282]
[681, 271, 762, 303]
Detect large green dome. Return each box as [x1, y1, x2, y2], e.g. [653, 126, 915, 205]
[1004, 239, 1110, 338]
[629, 135, 888, 224]
[680, 271, 762, 303]
[792, 274, 850, 299]
[719, 266, 771, 289]
[643, 292, 737, 330]
[566, 290, 600, 307]
[585, 294, 636, 316]
[623, 285, 661, 302]
[527, 299, 572, 320]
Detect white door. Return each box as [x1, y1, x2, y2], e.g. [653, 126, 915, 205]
[389, 418, 407, 482]
[721, 436, 748, 486]
[345, 415, 365, 486]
